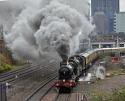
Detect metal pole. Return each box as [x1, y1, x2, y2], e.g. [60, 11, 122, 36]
[88, 37, 91, 49]
[0, 83, 2, 101]
[117, 35, 119, 47]
[0, 83, 7, 101]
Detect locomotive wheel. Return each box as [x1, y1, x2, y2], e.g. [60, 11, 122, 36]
[59, 87, 72, 93]
[66, 87, 71, 93]
[59, 87, 64, 93]
[75, 77, 79, 82]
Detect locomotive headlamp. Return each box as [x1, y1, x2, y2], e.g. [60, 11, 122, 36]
[63, 80, 66, 82]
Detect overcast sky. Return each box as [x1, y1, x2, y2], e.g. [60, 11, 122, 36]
[120, 0, 125, 11]
[0, 0, 125, 12]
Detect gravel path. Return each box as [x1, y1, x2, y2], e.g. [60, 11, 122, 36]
[90, 75, 125, 93]
[75, 56, 125, 100]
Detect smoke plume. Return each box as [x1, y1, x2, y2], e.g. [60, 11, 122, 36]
[95, 66, 106, 80]
[2, 0, 94, 62]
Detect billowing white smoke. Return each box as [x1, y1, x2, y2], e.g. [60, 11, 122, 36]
[4, 0, 94, 61]
[95, 66, 106, 80]
[0, 0, 40, 31]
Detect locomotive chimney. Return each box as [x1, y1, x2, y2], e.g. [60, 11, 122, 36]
[56, 43, 70, 62]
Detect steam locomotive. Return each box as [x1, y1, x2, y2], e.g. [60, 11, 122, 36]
[54, 47, 125, 93]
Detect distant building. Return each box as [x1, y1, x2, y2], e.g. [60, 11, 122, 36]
[93, 12, 109, 34]
[114, 12, 125, 33]
[90, 33, 125, 49]
[80, 33, 125, 50]
[91, 0, 119, 33]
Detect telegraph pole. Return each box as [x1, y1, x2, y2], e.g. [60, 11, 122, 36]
[0, 25, 4, 40]
[0, 25, 4, 55]
[116, 35, 119, 47]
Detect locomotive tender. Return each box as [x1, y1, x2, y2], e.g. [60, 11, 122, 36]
[54, 47, 125, 93]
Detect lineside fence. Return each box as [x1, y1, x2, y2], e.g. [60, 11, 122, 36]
[0, 83, 7, 101]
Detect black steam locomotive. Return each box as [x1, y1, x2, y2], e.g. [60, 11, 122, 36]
[54, 55, 86, 93]
[54, 47, 125, 93]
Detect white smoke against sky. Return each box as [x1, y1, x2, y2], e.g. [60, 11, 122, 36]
[4, 0, 94, 61]
[0, 0, 40, 31]
[59, 0, 90, 17]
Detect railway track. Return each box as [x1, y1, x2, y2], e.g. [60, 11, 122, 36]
[25, 72, 57, 101]
[6, 60, 59, 101]
[76, 93, 88, 101]
[0, 61, 58, 83]
[39, 87, 89, 101]
[54, 94, 71, 101]
[0, 64, 32, 80]
[0, 64, 43, 77]
[0, 58, 57, 81]
[9, 62, 58, 83]
[0, 64, 30, 77]
[4, 62, 89, 101]
[54, 92, 88, 101]
[0, 64, 41, 83]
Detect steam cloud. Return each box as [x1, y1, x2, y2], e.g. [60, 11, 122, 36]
[2, 0, 94, 62]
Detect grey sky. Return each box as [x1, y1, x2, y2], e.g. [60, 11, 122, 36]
[120, 0, 125, 12]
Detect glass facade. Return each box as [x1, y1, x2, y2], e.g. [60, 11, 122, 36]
[114, 12, 125, 33]
[91, 0, 119, 32]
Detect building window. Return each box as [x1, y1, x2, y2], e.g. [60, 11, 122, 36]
[120, 44, 124, 47]
[92, 44, 99, 49]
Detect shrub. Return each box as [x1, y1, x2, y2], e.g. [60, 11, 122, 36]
[0, 63, 12, 73]
[0, 66, 4, 73]
[3, 64, 12, 70]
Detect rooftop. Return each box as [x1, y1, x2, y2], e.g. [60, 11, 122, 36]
[90, 33, 125, 43]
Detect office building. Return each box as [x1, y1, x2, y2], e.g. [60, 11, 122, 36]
[93, 12, 109, 34]
[91, 0, 119, 33]
[114, 12, 125, 33]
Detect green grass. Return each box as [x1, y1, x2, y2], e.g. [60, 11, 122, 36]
[91, 91, 110, 101]
[106, 68, 125, 77]
[91, 87, 125, 101]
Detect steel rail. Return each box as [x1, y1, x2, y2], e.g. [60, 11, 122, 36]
[0, 62, 57, 83]
[0, 64, 41, 83]
[25, 73, 57, 101]
[76, 93, 88, 101]
[0, 64, 31, 78]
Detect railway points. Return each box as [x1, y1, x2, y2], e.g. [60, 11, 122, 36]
[6, 60, 59, 101]
[25, 74, 57, 101]
[0, 64, 42, 83]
